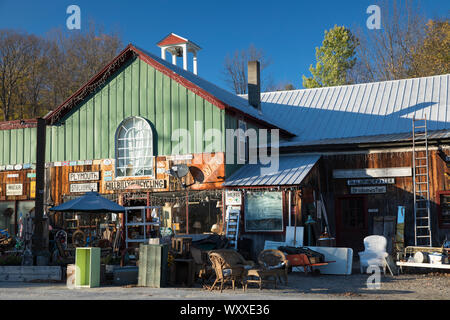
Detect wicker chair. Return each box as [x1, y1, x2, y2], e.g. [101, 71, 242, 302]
[208, 249, 254, 292]
[246, 249, 289, 289]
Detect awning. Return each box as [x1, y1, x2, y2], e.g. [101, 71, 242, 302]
[223, 154, 321, 187]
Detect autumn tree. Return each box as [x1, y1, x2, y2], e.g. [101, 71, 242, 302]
[409, 19, 450, 78]
[351, 0, 427, 83]
[223, 44, 272, 94]
[0, 30, 40, 121]
[0, 22, 122, 121]
[302, 25, 358, 88]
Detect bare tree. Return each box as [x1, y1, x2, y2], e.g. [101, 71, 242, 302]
[45, 21, 123, 110]
[223, 44, 272, 94]
[350, 0, 426, 83]
[0, 30, 36, 121]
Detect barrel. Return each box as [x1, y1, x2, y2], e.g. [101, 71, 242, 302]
[413, 251, 429, 263]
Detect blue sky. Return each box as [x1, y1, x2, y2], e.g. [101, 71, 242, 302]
[0, 0, 448, 91]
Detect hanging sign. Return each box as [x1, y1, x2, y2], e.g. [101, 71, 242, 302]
[30, 181, 36, 198]
[6, 184, 23, 196]
[70, 183, 98, 193]
[69, 171, 100, 182]
[351, 186, 386, 194]
[225, 190, 242, 206]
[347, 178, 395, 186]
[105, 179, 166, 191]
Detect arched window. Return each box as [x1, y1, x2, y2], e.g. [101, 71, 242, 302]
[115, 117, 154, 177]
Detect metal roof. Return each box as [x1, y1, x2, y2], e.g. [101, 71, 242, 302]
[135, 46, 294, 135]
[223, 154, 320, 187]
[243, 74, 450, 147]
[280, 129, 450, 148]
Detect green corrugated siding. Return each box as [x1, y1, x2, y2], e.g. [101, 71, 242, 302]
[0, 127, 37, 165]
[41, 57, 226, 162]
[0, 57, 232, 165]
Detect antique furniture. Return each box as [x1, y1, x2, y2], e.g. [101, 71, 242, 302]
[246, 249, 289, 289]
[358, 235, 389, 274]
[208, 249, 253, 292]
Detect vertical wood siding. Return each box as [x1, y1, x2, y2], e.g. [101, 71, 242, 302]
[0, 57, 224, 165]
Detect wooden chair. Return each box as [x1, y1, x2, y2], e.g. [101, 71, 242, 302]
[246, 249, 290, 290]
[208, 250, 253, 292]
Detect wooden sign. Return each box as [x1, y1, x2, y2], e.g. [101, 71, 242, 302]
[225, 190, 242, 206]
[6, 184, 23, 196]
[69, 171, 100, 182]
[351, 186, 386, 194]
[347, 178, 395, 185]
[105, 179, 166, 191]
[70, 183, 98, 193]
[333, 167, 411, 179]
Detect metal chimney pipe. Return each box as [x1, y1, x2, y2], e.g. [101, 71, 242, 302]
[248, 61, 261, 111]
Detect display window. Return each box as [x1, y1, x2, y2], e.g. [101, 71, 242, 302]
[244, 191, 283, 232]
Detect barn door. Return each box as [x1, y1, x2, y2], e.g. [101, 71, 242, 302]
[336, 196, 368, 254]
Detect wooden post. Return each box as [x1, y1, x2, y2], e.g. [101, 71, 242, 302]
[185, 190, 189, 234]
[32, 118, 48, 263]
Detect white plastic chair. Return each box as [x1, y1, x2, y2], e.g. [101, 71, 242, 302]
[358, 235, 388, 274]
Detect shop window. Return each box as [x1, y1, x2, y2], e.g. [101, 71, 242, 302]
[438, 192, 450, 228]
[244, 191, 283, 232]
[116, 116, 154, 177]
[17, 201, 35, 224]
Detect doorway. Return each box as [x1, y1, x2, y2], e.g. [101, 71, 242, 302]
[336, 196, 368, 254]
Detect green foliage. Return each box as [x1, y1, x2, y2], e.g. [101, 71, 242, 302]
[302, 25, 358, 88]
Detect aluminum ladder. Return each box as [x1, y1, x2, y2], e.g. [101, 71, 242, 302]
[412, 116, 432, 247]
[225, 207, 240, 250]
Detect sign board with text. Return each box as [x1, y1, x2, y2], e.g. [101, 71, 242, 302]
[6, 184, 23, 196]
[225, 191, 242, 206]
[351, 186, 387, 194]
[69, 171, 100, 182]
[70, 183, 98, 193]
[105, 179, 166, 191]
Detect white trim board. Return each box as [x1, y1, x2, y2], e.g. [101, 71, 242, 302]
[333, 167, 412, 179]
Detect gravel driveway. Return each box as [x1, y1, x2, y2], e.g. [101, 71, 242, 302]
[0, 271, 448, 300]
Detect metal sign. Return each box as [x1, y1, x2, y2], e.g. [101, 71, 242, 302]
[334, 167, 411, 178]
[6, 184, 23, 196]
[30, 181, 36, 198]
[105, 179, 166, 191]
[347, 178, 395, 185]
[351, 186, 387, 194]
[70, 183, 98, 193]
[69, 171, 100, 182]
[225, 191, 242, 206]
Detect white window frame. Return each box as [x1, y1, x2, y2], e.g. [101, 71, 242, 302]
[115, 116, 155, 178]
[238, 119, 248, 163]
